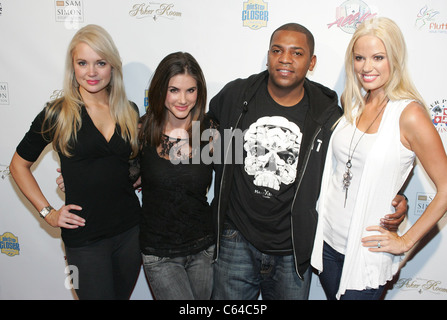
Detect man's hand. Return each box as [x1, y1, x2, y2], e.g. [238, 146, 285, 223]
[380, 194, 408, 231]
[56, 168, 65, 192]
[133, 176, 142, 189]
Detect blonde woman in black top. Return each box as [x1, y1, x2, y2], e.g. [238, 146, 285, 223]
[9, 25, 142, 300]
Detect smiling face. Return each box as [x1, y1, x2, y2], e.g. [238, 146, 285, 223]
[353, 35, 391, 96]
[73, 42, 112, 97]
[164, 73, 198, 126]
[267, 30, 316, 97]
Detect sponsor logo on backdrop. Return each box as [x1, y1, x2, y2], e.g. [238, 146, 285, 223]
[144, 89, 149, 109]
[0, 232, 20, 257]
[0, 3, 3, 16]
[0, 82, 9, 105]
[242, 0, 268, 30]
[328, 0, 377, 34]
[0, 164, 10, 179]
[416, 5, 446, 34]
[430, 98, 447, 134]
[55, 0, 84, 29]
[129, 3, 182, 20]
[415, 193, 435, 216]
[395, 278, 447, 295]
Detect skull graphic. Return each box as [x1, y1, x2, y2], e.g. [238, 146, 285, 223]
[244, 116, 302, 191]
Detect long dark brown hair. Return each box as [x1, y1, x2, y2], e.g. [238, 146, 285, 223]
[139, 52, 207, 147]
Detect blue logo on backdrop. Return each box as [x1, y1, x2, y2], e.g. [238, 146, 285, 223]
[0, 232, 20, 257]
[242, 0, 268, 30]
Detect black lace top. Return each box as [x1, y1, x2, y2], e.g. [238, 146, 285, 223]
[139, 118, 218, 257]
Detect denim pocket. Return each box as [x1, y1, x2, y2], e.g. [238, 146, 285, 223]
[202, 244, 216, 259]
[141, 253, 168, 266]
[221, 224, 238, 239]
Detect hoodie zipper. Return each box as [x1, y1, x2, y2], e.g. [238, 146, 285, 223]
[290, 126, 322, 279]
[215, 102, 247, 262]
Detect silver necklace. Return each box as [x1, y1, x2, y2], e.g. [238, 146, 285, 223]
[343, 99, 388, 207]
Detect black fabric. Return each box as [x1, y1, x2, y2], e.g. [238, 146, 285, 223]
[227, 78, 309, 254]
[139, 119, 215, 258]
[208, 70, 343, 278]
[16, 104, 141, 248]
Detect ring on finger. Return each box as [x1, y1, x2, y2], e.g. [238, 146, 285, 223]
[377, 241, 381, 248]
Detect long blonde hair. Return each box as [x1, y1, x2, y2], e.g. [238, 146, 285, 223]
[43, 24, 139, 157]
[342, 17, 426, 124]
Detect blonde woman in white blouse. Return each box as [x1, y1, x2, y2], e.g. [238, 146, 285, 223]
[311, 17, 447, 300]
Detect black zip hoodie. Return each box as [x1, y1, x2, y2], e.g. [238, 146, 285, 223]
[208, 70, 342, 278]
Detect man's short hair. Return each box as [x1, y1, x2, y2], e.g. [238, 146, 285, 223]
[269, 23, 315, 56]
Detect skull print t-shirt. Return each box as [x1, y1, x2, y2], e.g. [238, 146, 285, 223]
[227, 79, 308, 254]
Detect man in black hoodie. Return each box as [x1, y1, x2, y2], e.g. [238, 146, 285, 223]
[208, 23, 406, 300]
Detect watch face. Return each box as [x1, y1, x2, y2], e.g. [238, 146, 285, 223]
[40, 206, 52, 218]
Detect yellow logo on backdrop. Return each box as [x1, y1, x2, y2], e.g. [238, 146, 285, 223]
[0, 232, 20, 257]
[242, 0, 268, 30]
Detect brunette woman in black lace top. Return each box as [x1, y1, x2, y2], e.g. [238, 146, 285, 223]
[138, 52, 217, 300]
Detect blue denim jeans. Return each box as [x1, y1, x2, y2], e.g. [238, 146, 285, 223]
[212, 225, 311, 300]
[142, 245, 214, 300]
[319, 242, 385, 300]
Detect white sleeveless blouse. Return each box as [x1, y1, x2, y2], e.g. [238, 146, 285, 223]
[322, 121, 377, 254]
[311, 99, 415, 299]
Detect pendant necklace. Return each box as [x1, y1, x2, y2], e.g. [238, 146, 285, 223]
[343, 98, 388, 207]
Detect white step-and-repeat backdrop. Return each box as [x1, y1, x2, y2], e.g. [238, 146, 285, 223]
[0, 0, 446, 300]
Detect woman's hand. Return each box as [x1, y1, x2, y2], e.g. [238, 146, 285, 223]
[362, 225, 413, 255]
[45, 204, 85, 229]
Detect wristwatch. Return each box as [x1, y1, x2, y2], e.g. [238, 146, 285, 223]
[39, 206, 54, 219]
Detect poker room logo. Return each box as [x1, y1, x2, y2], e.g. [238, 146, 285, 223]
[327, 0, 377, 34]
[129, 3, 182, 20]
[242, 0, 268, 30]
[430, 99, 447, 134]
[395, 277, 447, 296]
[0, 232, 20, 257]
